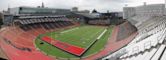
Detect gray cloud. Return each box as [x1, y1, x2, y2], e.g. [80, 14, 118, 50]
[0, 0, 164, 12]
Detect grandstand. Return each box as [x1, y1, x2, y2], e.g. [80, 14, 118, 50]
[17, 16, 75, 31]
[88, 19, 110, 25]
[102, 3, 166, 60]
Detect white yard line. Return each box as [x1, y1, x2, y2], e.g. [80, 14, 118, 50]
[60, 27, 79, 34]
[97, 29, 107, 40]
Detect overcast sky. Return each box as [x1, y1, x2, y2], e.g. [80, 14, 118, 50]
[0, 0, 165, 12]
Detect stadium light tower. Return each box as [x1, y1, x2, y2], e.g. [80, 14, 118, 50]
[42, 2, 45, 8]
[7, 4, 10, 12]
[143, 2, 146, 6]
[165, 0, 166, 8]
[125, 4, 128, 7]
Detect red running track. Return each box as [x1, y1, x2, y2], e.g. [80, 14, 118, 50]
[0, 37, 54, 60]
[41, 36, 85, 56]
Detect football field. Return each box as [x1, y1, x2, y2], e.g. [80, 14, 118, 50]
[47, 26, 105, 48]
[35, 25, 113, 58]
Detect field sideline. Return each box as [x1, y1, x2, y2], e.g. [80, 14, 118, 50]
[35, 25, 113, 58]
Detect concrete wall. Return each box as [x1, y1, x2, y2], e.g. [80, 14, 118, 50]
[9, 7, 20, 15]
[9, 6, 71, 15]
[135, 4, 165, 16]
[117, 21, 137, 41]
[123, 4, 166, 19]
[123, 7, 135, 19]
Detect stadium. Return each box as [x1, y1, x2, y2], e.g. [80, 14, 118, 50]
[0, 0, 166, 60]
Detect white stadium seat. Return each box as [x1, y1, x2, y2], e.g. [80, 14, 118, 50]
[151, 45, 166, 60]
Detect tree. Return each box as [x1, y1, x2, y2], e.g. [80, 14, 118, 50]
[0, 13, 3, 27]
[92, 9, 98, 13]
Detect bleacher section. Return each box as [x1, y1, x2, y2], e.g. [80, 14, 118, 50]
[116, 21, 137, 41]
[102, 16, 166, 60]
[16, 16, 75, 31]
[19, 21, 74, 31]
[88, 20, 110, 25]
[128, 16, 152, 27]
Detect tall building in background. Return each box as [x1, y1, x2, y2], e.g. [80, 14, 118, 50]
[165, 0, 166, 8]
[9, 6, 71, 15]
[123, 4, 165, 20]
[123, 7, 135, 19]
[71, 7, 78, 12]
[41, 2, 45, 8]
[71, 7, 90, 13]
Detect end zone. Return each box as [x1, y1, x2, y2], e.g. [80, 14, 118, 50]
[41, 36, 85, 56]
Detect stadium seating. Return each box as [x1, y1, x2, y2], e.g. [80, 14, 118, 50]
[103, 16, 166, 60]
[116, 21, 137, 41]
[20, 21, 74, 31]
[88, 19, 110, 25]
[17, 15, 75, 32]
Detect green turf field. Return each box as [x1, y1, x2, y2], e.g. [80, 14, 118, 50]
[35, 25, 113, 59]
[47, 26, 105, 48]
